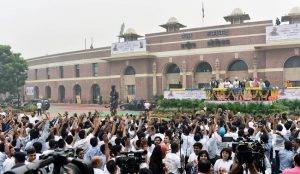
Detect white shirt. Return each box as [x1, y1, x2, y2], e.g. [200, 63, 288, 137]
[36, 102, 42, 109]
[214, 159, 233, 173]
[93, 168, 105, 174]
[233, 80, 240, 88]
[163, 153, 181, 174]
[29, 115, 39, 124]
[74, 133, 94, 152]
[144, 102, 151, 110]
[42, 149, 54, 156]
[188, 152, 198, 164]
[218, 82, 225, 88]
[3, 157, 15, 172]
[181, 134, 194, 157]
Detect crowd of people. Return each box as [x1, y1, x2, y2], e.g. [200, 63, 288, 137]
[1, 106, 300, 174]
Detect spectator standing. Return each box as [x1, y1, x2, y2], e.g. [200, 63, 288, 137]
[279, 141, 294, 172]
[163, 142, 181, 174]
[144, 100, 151, 115]
[36, 100, 42, 116]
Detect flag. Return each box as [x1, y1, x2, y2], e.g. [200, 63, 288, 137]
[202, 0, 204, 18]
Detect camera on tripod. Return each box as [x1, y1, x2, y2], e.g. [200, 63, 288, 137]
[5, 149, 93, 174]
[115, 150, 147, 174]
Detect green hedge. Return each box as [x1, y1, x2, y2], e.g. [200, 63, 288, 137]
[156, 99, 300, 115]
[24, 104, 37, 112]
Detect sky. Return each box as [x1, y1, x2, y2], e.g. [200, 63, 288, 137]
[0, 0, 299, 59]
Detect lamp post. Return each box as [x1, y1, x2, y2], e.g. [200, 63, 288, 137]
[15, 70, 20, 109]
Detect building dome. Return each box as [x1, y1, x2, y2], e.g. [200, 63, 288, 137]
[167, 17, 179, 24]
[231, 8, 244, 16]
[124, 28, 137, 35]
[289, 6, 300, 15]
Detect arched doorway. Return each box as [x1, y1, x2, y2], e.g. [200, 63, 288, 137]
[73, 84, 81, 103]
[91, 84, 100, 104]
[45, 86, 51, 99]
[194, 62, 212, 88]
[123, 66, 136, 101]
[34, 86, 39, 99]
[163, 63, 181, 89]
[284, 56, 300, 86]
[227, 60, 248, 81]
[58, 85, 65, 103]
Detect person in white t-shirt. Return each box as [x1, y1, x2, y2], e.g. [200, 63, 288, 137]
[3, 145, 15, 172]
[214, 148, 233, 174]
[187, 142, 203, 173]
[36, 101, 42, 116]
[163, 142, 182, 174]
[28, 112, 38, 124]
[144, 101, 151, 114]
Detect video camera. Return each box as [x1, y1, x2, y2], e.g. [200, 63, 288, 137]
[232, 140, 264, 164]
[115, 150, 147, 174]
[5, 149, 93, 174]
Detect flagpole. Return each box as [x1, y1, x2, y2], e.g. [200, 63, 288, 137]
[202, 0, 205, 27]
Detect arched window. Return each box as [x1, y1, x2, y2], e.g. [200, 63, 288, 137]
[124, 66, 136, 75]
[284, 56, 300, 68]
[34, 86, 39, 99]
[196, 62, 212, 72]
[91, 84, 100, 104]
[45, 86, 51, 99]
[58, 85, 65, 103]
[228, 60, 248, 71]
[74, 85, 81, 96]
[166, 64, 180, 74]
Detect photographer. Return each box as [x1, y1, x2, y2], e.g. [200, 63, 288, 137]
[230, 158, 258, 174]
[149, 144, 167, 174]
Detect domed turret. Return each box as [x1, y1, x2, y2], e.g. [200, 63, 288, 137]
[167, 17, 179, 24]
[119, 27, 142, 42]
[289, 6, 300, 15]
[231, 8, 244, 16]
[282, 6, 300, 24]
[224, 8, 250, 24]
[124, 28, 138, 35]
[160, 17, 186, 32]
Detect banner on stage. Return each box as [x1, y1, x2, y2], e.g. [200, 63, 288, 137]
[278, 88, 300, 100]
[164, 90, 207, 100]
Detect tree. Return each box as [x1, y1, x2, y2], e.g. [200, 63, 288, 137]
[0, 45, 28, 95]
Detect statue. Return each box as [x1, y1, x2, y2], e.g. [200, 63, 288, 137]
[110, 85, 119, 116]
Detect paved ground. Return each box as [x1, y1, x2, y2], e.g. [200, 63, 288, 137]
[47, 103, 142, 117]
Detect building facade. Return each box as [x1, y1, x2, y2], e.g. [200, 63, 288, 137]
[24, 7, 300, 103]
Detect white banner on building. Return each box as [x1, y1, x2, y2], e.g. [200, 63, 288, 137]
[111, 39, 146, 55]
[164, 90, 207, 100]
[266, 24, 300, 42]
[25, 87, 34, 96]
[278, 88, 300, 100]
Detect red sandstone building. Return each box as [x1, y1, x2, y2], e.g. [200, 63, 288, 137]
[24, 7, 300, 103]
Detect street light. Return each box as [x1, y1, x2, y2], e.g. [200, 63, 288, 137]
[15, 70, 20, 109]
